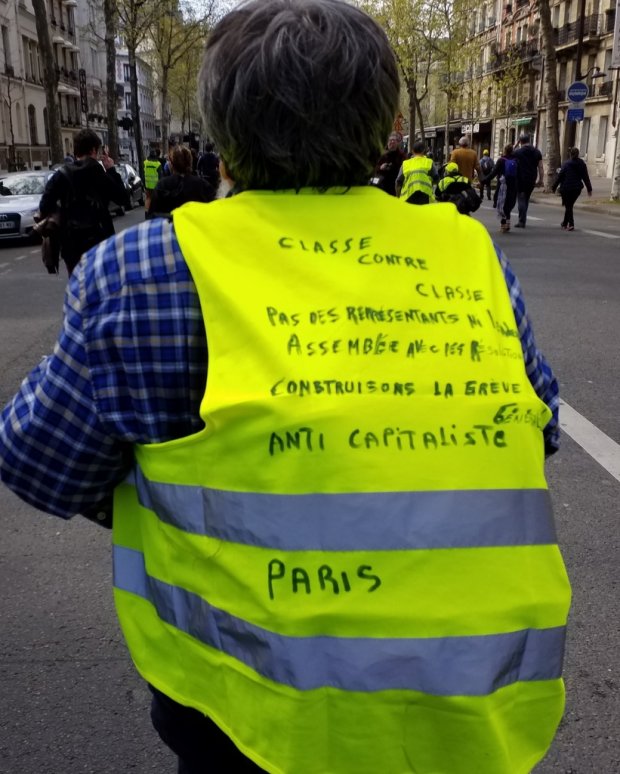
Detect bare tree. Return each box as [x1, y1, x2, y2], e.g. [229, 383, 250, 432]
[31, 0, 64, 164]
[537, 0, 560, 190]
[360, 0, 435, 142]
[147, 0, 212, 154]
[117, 0, 160, 176]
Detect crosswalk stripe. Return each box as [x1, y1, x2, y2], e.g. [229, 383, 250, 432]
[582, 229, 620, 240]
[560, 400, 620, 483]
[14, 255, 27, 261]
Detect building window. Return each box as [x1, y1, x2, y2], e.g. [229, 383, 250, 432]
[1, 25, 11, 71]
[125, 92, 132, 110]
[28, 104, 38, 144]
[580, 117, 590, 156]
[597, 116, 608, 157]
[123, 63, 131, 82]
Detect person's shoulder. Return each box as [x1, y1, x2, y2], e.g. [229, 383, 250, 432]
[80, 218, 187, 306]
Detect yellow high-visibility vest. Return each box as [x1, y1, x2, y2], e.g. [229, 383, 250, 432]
[143, 159, 161, 190]
[399, 156, 435, 201]
[113, 187, 570, 774]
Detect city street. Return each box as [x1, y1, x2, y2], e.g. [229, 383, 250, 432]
[1, 198, 619, 773]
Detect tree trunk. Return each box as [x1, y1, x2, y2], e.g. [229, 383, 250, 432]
[416, 100, 426, 147]
[160, 65, 169, 154]
[538, 0, 561, 191]
[31, 0, 63, 164]
[128, 47, 144, 177]
[408, 84, 416, 145]
[103, 0, 118, 160]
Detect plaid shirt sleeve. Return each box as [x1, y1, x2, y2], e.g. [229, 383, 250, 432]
[495, 244, 560, 456]
[0, 221, 559, 523]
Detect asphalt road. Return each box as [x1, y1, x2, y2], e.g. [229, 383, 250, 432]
[0, 197, 619, 774]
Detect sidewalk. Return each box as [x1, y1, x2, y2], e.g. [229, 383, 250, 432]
[530, 175, 620, 218]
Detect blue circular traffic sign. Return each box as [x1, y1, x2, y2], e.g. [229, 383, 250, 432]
[567, 81, 589, 102]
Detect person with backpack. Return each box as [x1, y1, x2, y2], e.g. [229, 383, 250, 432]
[484, 143, 518, 232]
[479, 150, 494, 200]
[513, 133, 544, 228]
[435, 162, 481, 215]
[147, 145, 216, 220]
[38, 129, 128, 275]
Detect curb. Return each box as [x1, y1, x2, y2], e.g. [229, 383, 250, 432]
[530, 195, 620, 218]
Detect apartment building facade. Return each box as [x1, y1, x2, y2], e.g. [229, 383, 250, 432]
[0, 0, 158, 172]
[423, 0, 618, 177]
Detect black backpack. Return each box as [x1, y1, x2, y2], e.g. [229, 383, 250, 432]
[59, 166, 108, 250]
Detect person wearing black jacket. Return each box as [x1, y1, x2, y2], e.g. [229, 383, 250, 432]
[39, 129, 128, 275]
[552, 147, 592, 231]
[147, 145, 216, 219]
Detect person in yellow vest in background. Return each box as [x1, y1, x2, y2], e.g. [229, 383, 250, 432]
[143, 147, 163, 211]
[435, 161, 482, 215]
[0, 1, 571, 773]
[395, 138, 438, 203]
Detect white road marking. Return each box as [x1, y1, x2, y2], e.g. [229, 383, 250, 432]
[14, 254, 27, 261]
[29, 248, 39, 255]
[527, 216, 544, 221]
[0, 262, 9, 269]
[560, 400, 620, 483]
[582, 229, 620, 240]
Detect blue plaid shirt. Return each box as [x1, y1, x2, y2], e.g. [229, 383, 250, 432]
[0, 218, 559, 524]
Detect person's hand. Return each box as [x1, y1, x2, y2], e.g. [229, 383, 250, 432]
[101, 151, 114, 170]
[587, 190, 592, 197]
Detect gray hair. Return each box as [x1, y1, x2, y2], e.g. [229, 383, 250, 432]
[458, 136, 469, 147]
[198, 0, 399, 190]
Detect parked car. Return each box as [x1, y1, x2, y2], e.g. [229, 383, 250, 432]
[109, 163, 145, 215]
[0, 171, 55, 242]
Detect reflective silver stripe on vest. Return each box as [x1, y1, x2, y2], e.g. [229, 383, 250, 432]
[114, 545, 565, 695]
[132, 468, 556, 550]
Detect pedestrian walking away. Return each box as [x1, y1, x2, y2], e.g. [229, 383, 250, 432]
[144, 147, 164, 210]
[0, 1, 570, 773]
[37, 128, 128, 275]
[552, 146, 592, 231]
[197, 142, 221, 191]
[435, 162, 481, 215]
[449, 135, 481, 183]
[371, 131, 406, 196]
[395, 139, 437, 203]
[484, 143, 519, 232]
[147, 145, 216, 220]
[513, 133, 544, 227]
[479, 149, 494, 200]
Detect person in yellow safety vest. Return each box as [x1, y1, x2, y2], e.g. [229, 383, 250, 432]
[143, 148, 163, 210]
[0, 1, 570, 773]
[395, 139, 438, 204]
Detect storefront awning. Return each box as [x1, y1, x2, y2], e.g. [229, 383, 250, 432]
[513, 117, 533, 125]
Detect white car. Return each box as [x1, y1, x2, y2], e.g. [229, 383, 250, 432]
[0, 171, 55, 241]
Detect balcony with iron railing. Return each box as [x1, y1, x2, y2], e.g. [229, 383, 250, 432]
[596, 80, 614, 97]
[554, 14, 601, 48]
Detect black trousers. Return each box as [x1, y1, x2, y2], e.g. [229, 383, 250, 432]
[150, 686, 264, 773]
[560, 188, 581, 228]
